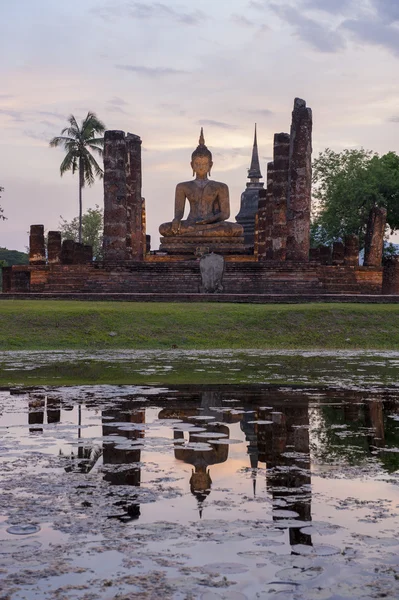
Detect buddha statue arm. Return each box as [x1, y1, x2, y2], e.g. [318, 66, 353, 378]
[171, 184, 186, 233]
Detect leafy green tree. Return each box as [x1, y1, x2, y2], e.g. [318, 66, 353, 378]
[50, 112, 106, 244]
[311, 148, 399, 248]
[59, 205, 103, 260]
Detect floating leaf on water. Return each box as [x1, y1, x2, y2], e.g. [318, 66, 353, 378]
[291, 544, 341, 556]
[192, 432, 228, 439]
[6, 524, 41, 535]
[183, 442, 213, 451]
[209, 439, 242, 445]
[202, 562, 249, 574]
[201, 592, 248, 600]
[272, 510, 300, 518]
[276, 565, 324, 582]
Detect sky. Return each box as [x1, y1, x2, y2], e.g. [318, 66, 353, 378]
[1, 0, 399, 252]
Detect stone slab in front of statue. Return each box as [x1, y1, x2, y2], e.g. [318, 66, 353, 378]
[200, 253, 224, 293]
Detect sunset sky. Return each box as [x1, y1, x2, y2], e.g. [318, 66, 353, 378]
[1, 0, 399, 251]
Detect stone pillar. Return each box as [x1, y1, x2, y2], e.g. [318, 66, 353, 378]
[29, 225, 46, 264]
[47, 231, 61, 264]
[332, 241, 344, 265]
[344, 234, 359, 266]
[258, 162, 274, 261]
[271, 133, 289, 261]
[103, 130, 127, 262]
[382, 257, 399, 294]
[286, 98, 313, 262]
[125, 133, 144, 260]
[83, 245, 93, 263]
[364, 207, 387, 267]
[319, 245, 332, 265]
[61, 240, 75, 265]
[309, 247, 320, 262]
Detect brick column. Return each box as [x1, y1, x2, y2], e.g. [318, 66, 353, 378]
[344, 234, 359, 266]
[332, 241, 344, 265]
[364, 207, 387, 267]
[103, 130, 127, 262]
[29, 225, 46, 264]
[257, 163, 274, 261]
[126, 133, 145, 260]
[286, 98, 313, 262]
[382, 257, 399, 294]
[271, 133, 289, 261]
[47, 231, 61, 264]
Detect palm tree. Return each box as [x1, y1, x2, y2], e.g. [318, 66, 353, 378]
[50, 112, 106, 243]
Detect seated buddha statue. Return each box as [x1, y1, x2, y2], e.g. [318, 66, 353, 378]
[159, 129, 243, 238]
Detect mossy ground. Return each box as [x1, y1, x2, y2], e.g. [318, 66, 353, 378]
[0, 300, 398, 351]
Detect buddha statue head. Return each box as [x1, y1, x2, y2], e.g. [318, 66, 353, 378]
[191, 128, 213, 178]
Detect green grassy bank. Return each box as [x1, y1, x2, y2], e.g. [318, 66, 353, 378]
[0, 300, 398, 350]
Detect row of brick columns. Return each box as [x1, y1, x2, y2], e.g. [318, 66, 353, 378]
[29, 225, 92, 265]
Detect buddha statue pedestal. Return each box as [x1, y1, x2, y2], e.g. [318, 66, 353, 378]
[159, 235, 245, 255]
[158, 128, 246, 256]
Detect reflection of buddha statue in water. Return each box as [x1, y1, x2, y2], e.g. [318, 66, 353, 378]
[159, 129, 243, 250]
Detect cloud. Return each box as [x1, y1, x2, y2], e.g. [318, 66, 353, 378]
[239, 108, 274, 117]
[388, 116, 399, 123]
[159, 103, 186, 116]
[0, 109, 25, 122]
[270, 3, 346, 52]
[373, 0, 399, 23]
[342, 17, 399, 57]
[92, 1, 206, 25]
[231, 13, 269, 31]
[23, 130, 50, 142]
[115, 64, 188, 77]
[198, 119, 237, 130]
[304, 0, 353, 13]
[108, 97, 128, 106]
[35, 111, 67, 121]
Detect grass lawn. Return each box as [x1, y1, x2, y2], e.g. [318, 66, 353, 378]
[0, 300, 398, 350]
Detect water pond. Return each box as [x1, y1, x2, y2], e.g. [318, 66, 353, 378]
[2, 381, 399, 599]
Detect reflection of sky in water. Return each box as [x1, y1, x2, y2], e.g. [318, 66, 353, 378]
[1, 385, 399, 598]
[3, 349, 399, 388]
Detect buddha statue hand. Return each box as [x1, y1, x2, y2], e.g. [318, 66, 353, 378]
[171, 218, 181, 234]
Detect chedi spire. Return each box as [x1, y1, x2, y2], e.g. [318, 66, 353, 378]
[248, 124, 262, 181]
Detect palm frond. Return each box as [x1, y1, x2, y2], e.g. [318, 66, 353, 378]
[60, 151, 78, 176]
[87, 151, 104, 180]
[49, 135, 75, 148]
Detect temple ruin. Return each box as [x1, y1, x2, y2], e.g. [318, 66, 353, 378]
[2, 98, 396, 299]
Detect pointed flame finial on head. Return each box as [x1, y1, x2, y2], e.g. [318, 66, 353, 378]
[191, 127, 212, 163]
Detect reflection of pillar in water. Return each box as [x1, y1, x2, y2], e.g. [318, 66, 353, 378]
[28, 395, 45, 433]
[240, 410, 260, 495]
[365, 398, 385, 448]
[102, 406, 145, 522]
[344, 396, 363, 424]
[260, 402, 312, 548]
[46, 396, 61, 424]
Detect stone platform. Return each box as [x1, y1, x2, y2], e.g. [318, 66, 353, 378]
[159, 236, 246, 255]
[2, 259, 385, 297]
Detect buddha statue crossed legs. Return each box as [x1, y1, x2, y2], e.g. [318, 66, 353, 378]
[159, 130, 244, 253]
